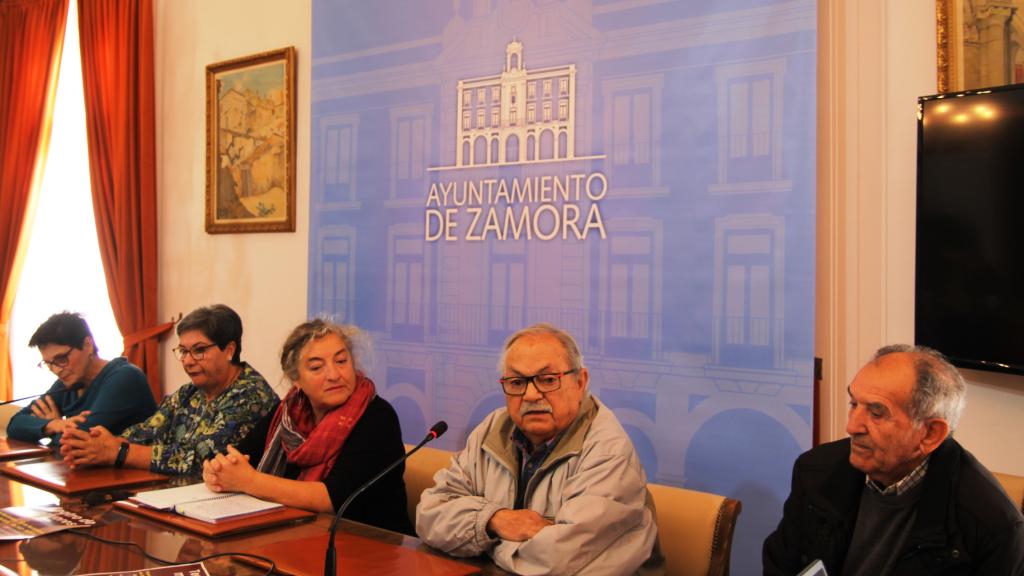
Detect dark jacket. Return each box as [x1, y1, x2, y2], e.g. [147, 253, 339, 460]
[763, 437, 1024, 576]
[237, 395, 413, 535]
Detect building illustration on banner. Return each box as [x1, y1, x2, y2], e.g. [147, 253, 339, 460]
[432, 39, 603, 170]
[309, 2, 816, 571]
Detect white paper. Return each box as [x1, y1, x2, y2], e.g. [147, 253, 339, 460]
[130, 483, 228, 511]
[129, 483, 282, 523]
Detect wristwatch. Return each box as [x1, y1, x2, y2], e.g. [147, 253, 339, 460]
[114, 441, 130, 469]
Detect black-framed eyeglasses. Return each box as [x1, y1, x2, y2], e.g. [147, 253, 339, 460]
[38, 348, 75, 371]
[172, 343, 217, 361]
[499, 369, 577, 396]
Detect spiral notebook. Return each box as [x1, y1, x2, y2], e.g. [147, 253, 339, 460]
[129, 482, 282, 524]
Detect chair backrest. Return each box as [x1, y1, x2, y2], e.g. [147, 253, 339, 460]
[403, 444, 454, 527]
[993, 471, 1024, 513]
[647, 483, 742, 576]
[0, 404, 21, 436]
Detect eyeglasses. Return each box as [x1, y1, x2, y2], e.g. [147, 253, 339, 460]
[38, 348, 75, 370]
[499, 369, 577, 396]
[172, 343, 217, 361]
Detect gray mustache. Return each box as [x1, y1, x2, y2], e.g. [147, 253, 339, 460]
[520, 402, 553, 416]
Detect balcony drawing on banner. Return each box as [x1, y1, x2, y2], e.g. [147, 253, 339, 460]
[430, 39, 604, 171]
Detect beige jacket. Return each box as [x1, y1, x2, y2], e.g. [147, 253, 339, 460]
[416, 395, 664, 575]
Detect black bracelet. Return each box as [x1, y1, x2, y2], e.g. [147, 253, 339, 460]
[114, 441, 130, 469]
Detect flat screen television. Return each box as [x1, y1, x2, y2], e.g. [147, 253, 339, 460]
[916, 84, 1024, 375]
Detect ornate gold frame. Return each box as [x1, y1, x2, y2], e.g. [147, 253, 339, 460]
[205, 47, 297, 234]
[936, 0, 957, 93]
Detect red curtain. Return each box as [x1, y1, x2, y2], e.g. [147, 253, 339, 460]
[78, 0, 169, 399]
[0, 0, 69, 400]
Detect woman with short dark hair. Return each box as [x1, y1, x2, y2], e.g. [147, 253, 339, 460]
[7, 312, 156, 445]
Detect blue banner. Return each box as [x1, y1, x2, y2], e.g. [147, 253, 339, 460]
[310, 1, 816, 570]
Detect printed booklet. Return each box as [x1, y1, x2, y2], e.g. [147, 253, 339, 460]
[0, 506, 95, 540]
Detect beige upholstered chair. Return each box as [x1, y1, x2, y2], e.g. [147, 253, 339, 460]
[993, 471, 1024, 513]
[647, 483, 742, 576]
[403, 444, 454, 527]
[0, 404, 21, 437]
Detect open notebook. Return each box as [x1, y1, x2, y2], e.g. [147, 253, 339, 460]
[129, 483, 283, 524]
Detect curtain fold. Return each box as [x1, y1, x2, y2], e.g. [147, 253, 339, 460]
[0, 0, 69, 401]
[78, 0, 166, 399]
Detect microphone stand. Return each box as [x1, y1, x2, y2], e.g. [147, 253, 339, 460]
[324, 422, 447, 576]
[0, 383, 80, 405]
[0, 394, 44, 406]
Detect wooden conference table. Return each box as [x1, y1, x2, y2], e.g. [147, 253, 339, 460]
[0, 454, 509, 576]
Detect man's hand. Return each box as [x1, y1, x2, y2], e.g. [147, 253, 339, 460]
[202, 445, 253, 493]
[60, 425, 120, 468]
[486, 509, 554, 541]
[43, 410, 90, 436]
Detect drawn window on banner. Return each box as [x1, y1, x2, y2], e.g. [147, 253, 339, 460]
[388, 226, 431, 342]
[601, 75, 666, 197]
[727, 76, 773, 178]
[710, 60, 792, 195]
[599, 220, 663, 360]
[712, 214, 785, 369]
[474, 136, 487, 164]
[389, 103, 432, 204]
[488, 240, 528, 346]
[539, 129, 554, 160]
[319, 113, 359, 208]
[505, 134, 519, 162]
[608, 234, 654, 357]
[315, 226, 356, 322]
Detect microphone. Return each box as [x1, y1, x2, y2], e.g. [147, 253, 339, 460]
[0, 383, 84, 405]
[324, 421, 447, 576]
[0, 394, 44, 406]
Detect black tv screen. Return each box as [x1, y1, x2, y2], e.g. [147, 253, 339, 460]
[917, 84, 1024, 375]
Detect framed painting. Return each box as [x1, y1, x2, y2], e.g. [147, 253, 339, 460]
[206, 47, 296, 233]
[937, 0, 1024, 93]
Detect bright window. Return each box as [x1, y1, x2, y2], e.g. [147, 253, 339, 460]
[9, 0, 121, 403]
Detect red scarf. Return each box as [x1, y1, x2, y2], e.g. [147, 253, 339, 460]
[263, 372, 376, 482]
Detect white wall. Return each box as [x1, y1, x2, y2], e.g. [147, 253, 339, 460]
[154, 0, 311, 394]
[818, 0, 1024, 475]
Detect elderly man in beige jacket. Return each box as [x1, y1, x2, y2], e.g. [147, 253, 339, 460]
[416, 323, 664, 576]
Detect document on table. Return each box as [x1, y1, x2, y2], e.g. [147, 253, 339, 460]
[130, 483, 283, 524]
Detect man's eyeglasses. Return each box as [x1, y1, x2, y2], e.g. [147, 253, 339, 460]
[172, 343, 217, 361]
[499, 369, 577, 396]
[38, 348, 75, 371]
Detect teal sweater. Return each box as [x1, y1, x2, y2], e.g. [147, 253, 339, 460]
[7, 357, 157, 445]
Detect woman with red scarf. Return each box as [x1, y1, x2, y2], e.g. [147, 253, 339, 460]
[202, 320, 412, 534]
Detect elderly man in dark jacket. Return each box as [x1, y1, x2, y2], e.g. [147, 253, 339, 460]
[763, 345, 1024, 575]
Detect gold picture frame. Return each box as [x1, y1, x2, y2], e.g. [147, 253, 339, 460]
[936, 0, 956, 93]
[936, 0, 1022, 93]
[205, 47, 296, 233]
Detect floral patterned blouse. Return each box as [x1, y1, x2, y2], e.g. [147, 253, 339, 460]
[120, 362, 278, 475]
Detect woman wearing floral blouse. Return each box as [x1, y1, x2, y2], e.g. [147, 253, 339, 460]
[61, 304, 277, 476]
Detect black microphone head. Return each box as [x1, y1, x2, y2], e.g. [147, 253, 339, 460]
[429, 421, 448, 439]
